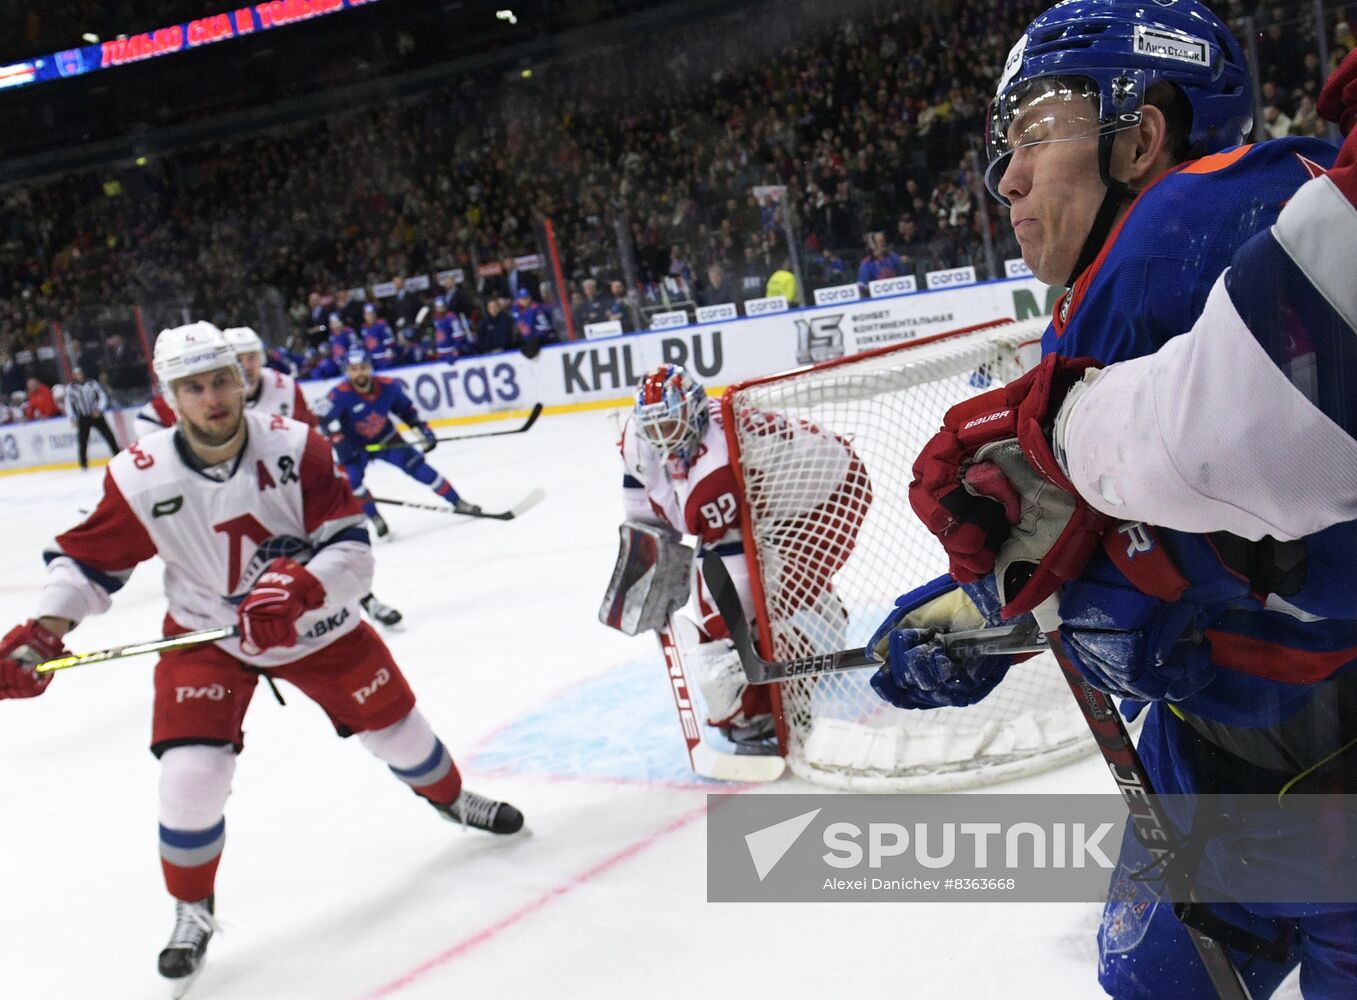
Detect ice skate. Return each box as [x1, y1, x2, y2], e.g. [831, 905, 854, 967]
[158, 896, 216, 998]
[725, 714, 779, 755]
[361, 593, 403, 627]
[433, 789, 524, 834]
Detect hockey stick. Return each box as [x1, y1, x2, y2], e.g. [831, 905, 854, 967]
[656, 621, 785, 783]
[698, 553, 1045, 684]
[372, 488, 545, 521]
[364, 403, 543, 452]
[1035, 604, 1253, 1000]
[36, 625, 238, 674]
[701, 546, 1249, 994]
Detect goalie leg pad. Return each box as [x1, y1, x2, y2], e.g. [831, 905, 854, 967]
[599, 521, 694, 635]
[685, 637, 752, 727]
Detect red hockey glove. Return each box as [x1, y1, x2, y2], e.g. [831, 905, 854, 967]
[1319, 47, 1357, 136]
[0, 620, 65, 699]
[908, 353, 1112, 618]
[237, 558, 326, 654]
[1318, 49, 1357, 212]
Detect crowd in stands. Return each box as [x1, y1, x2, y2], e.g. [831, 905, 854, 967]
[0, 0, 1349, 415]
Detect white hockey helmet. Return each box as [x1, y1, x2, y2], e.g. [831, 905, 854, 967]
[153, 322, 239, 390]
[222, 326, 264, 357]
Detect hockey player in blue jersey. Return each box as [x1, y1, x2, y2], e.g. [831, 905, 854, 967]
[360, 303, 397, 370]
[323, 313, 354, 372]
[511, 287, 556, 358]
[1054, 48, 1357, 543]
[323, 348, 482, 536]
[869, 2, 1356, 998]
[431, 296, 475, 361]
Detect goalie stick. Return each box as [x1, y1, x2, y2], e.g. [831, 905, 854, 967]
[373, 488, 545, 521]
[656, 621, 785, 783]
[36, 625, 238, 674]
[698, 553, 1046, 685]
[364, 403, 544, 452]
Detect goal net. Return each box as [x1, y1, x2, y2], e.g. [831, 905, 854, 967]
[721, 319, 1093, 790]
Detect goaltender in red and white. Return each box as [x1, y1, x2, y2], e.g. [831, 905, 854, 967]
[0, 323, 523, 990]
[615, 363, 872, 746]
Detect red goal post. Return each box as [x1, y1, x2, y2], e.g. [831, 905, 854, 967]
[719, 318, 1094, 790]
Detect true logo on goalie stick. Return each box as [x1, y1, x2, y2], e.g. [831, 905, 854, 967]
[660, 642, 701, 744]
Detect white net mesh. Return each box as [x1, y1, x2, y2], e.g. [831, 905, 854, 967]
[725, 320, 1092, 790]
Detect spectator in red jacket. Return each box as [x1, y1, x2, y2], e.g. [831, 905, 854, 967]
[23, 377, 59, 420]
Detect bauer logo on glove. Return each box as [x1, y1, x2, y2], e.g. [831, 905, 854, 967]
[908, 352, 1111, 618]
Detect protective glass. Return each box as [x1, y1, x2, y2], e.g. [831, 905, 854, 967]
[984, 73, 1145, 204]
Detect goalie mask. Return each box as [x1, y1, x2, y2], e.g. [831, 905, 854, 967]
[634, 364, 708, 465]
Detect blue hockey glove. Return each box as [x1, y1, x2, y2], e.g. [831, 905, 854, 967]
[867, 574, 1015, 710]
[870, 629, 1012, 710]
[418, 424, 437, 453]
[1057, 549, 1215, 702]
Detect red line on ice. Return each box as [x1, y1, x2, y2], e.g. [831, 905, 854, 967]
[357, 800, 710, 998]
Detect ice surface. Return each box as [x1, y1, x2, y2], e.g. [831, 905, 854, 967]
[0, 408, 1299, 999]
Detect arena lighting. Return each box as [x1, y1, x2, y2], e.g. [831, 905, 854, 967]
[496, 9, 519, 25]
[0, 0, 384, 93]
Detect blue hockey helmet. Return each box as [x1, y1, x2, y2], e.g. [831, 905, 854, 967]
[346, 346, 374, 369]
[984, 0, 1252, 205]
[634, 364, 708, 464]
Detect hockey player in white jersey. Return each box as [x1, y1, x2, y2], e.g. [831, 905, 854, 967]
[223, 326, 312, 421]
[0, 324, 522, 993]
[136, 323, 404, 628]
[135, 325, 311, 437]
[617, 363, 871, 745]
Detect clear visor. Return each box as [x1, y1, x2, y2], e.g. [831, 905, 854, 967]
[984, 75, 1143, 204]
[636, 400, 693, 457]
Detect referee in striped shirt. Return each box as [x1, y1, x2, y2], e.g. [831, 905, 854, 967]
[65, 368, 120, 469]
